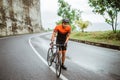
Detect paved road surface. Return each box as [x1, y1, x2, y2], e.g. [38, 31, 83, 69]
[0, 32, 120, 80]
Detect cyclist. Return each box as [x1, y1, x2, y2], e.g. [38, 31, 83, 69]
[51, 18, 71, 70]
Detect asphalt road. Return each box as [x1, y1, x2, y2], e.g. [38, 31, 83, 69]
[0, 32, 120, 80]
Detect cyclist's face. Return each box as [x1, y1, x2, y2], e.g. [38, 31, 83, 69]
[62, 23, 69, 28]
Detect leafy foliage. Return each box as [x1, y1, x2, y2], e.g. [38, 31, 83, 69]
[88, 0, 120, 33]
[75, 19, 91, 32]
[57, 0, 81, 31]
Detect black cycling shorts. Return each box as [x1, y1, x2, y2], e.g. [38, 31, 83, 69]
[56, 42, 67, 51]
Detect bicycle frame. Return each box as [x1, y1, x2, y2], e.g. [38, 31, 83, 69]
[47, 44, 64, 78]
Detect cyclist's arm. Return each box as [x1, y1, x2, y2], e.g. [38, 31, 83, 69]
[65, 26, 71, 43]
[65, 32, 70, 43]
[51, 26, 58, 42]
[51, 31, 56, 42]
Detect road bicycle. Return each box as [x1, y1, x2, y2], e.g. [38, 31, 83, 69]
[47, 43, 64, 77]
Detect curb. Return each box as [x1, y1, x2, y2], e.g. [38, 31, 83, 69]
[70, 39, 120, 50]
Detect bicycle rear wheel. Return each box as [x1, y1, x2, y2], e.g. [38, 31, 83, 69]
[47, 48, 53, 66]
[55, 53, 61, 77]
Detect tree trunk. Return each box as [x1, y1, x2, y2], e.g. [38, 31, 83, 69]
[111, 17, 115, 32]
[114, 10, 118, 33]
[82, 29, 84, 32]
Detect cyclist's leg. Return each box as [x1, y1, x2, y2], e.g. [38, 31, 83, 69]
[61, 50, 66, 65]
[59, 48, 62, 60]
[56, 41, 62, 57]
[61, 46, 67, 70]
[61, 45, 67, 65]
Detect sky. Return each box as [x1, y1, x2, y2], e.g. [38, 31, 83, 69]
[40, 0, 120, 30]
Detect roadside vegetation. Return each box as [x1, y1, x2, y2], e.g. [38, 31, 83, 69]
[57, 0, 120, 47]
[70, 30, 120, 46]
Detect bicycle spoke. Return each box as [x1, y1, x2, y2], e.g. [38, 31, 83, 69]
[47, 48, 53, 66]
[55, 53, 61, 77]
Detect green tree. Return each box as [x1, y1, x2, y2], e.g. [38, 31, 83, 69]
[89, 0, 120, 33]
[57, 0, 81, 31]
[76, 19, 91, 32]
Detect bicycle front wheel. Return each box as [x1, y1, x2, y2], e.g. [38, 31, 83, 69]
[55, 53, 61, 77]
[47, 48, 53, 66]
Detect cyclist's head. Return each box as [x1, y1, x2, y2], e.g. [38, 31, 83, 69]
[62, 19, 69, 28]
[62, 18, 69, 24]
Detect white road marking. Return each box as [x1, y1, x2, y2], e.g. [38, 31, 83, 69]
[29, 36, 68, 80]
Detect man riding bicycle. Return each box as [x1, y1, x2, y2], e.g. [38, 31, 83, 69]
[51, 18, 71, 70]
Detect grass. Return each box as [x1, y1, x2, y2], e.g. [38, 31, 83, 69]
[70, 30, 120, 46]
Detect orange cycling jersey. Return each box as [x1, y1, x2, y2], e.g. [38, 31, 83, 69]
[54, 24, 71, 43]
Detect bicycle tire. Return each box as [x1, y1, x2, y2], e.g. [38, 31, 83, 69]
[55, 53, 61, 77]
[47, 48, 53, 66]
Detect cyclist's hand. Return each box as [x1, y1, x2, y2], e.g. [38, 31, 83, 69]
[50, 41, 53, 46]
[64, 42, 67, 47]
